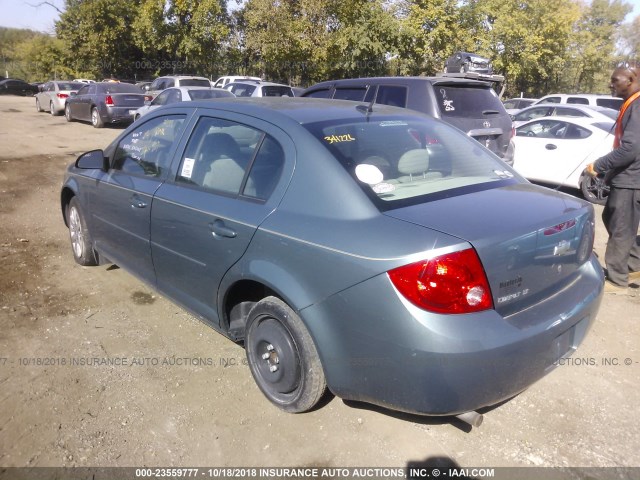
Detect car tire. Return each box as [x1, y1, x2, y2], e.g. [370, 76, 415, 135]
[36, 98, 43, 112]
[580, 175, 609, 205]
[50, 102, 59, 116]
[65, 104, 73, 122]
[66, 197, 98, 266]
[91, 107, 104, 128]
[245, 296, 326, 413]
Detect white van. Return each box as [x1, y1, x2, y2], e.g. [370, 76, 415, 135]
[533, 93, 622, 110]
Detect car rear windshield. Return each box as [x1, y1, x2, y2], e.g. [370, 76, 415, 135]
[434, 85, 505, 118]
[188, 89, 232, 99]
[304, 114, 518, 210]
[180, 79, 211, 87]
[262, 86, 294, 97]
[101, 83, 143, 94]
[59, 82, 84, 91]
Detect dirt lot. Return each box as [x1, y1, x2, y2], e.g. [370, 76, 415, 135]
[0, 94, 639, 474]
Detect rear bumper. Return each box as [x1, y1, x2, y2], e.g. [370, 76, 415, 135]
[301, 254, 603, 415]
[102, 105, 140, 123]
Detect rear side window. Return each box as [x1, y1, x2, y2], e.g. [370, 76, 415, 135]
[333, 88, 367, 101]
[567, 97, 589, 105]
[376, 85, 407, 108]
[597, 98, 623, 109]
[176, 118, 283, 200]
[434, 86, 504, 118]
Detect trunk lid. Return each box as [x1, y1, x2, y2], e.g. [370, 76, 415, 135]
[108, 93, 146, 107]
[383, 183, 595, 318]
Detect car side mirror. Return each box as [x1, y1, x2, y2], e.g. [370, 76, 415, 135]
[76, 149, 108, 171]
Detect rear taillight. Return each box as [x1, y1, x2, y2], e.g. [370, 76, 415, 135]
[144, 95, 153, 102]
[388, 248, 493, 314]
[511, 126, 516, 138]
[56, 93, 68, 99]
[105, 95, 114, 106]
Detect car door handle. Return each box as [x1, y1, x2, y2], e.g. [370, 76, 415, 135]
[545, 144, 557, 150]
[209, 219, 237, 238]
[130, 194, 147, 209]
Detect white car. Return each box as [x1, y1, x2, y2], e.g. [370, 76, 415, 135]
[132, 86, 235, 120]
[212, 75, 262, 89]
[512, 116, 614, 205]
[532, 93, 622, 110]
[511, 103, 618, 128]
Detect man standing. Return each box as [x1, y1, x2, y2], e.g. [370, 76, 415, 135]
[586, 65, 640, 292]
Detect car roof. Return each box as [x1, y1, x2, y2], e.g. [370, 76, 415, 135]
[305, 76, 495, 90]
[156, 97, 425, 125]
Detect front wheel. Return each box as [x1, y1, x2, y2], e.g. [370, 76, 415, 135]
[67, 197, 98, 266]
[580, 175, 609, 205]
[50, 102, 59, 116]
[91, 107, 104, 128]
[245, 296, 326, 413]
[36, 98, 43, 112]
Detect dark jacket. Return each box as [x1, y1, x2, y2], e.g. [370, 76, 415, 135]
[594, 98, 640, 189]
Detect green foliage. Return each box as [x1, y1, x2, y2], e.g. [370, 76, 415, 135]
[133, 0, 230, 77]
[56, 0, 145, 80]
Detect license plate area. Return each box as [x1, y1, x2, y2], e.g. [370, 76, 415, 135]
[546, 324, 577, 371]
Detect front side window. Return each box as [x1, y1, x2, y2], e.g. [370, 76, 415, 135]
[567, 97, 589, 105]
[304, 89, 331, 98]
[555, 107, 588, 117]
[112, 115, 186, 177]
[304, 115, 517, 210]
[176, 117, 284, 200]
[514, 107, 553, 122]
[228, 84, 256, 97]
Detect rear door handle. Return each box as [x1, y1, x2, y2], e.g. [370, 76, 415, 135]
[130, 194, 147, 209]
[545, 144, 557, 150]
[209, 219, 237, 238]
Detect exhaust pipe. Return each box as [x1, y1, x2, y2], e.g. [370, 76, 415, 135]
[455, 411, 483, 427]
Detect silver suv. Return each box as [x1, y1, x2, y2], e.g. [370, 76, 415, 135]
[145, 75, 211, 100]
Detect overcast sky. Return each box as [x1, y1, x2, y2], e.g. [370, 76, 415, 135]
[1, 0, 639, 34]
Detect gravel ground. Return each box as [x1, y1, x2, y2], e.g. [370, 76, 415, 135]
[0, 94, 638, 478]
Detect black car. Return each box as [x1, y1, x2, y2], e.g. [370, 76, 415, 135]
[0, 78, 39, 96]
[445, 52, 493, 74]
[64, 82, 146, 128]
[301, 76, 514, 164]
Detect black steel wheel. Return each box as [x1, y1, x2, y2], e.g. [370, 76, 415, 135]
[245, 296, 326, 413]
[580, 175, 609, 205]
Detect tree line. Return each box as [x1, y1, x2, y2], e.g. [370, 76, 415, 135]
[1, 0, 639, 98]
